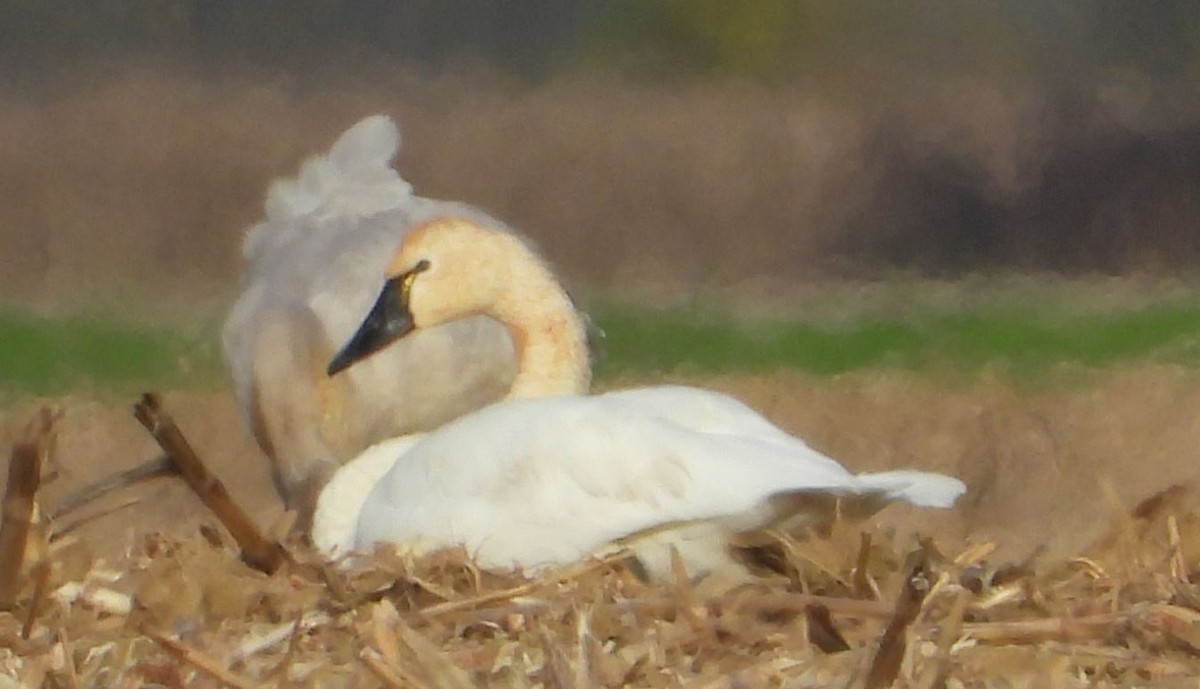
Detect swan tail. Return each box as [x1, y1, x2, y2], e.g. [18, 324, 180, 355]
[853, 470, 966, 508]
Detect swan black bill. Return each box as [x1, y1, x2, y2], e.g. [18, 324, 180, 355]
[327, 276, 415, 376]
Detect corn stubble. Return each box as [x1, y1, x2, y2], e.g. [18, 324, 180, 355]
[6, 385, 1200, 687]
[3, 466, 1200, 685]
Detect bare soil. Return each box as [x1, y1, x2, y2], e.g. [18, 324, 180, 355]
[5, 366, 1199, 568]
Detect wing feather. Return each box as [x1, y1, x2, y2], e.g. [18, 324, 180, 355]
[353, 391, 964, 572]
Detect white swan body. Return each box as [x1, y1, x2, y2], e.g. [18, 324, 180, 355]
[332, 386, 964, 577]
[222, 116, 517, 517]
[310, 434, 423, 558]
[313, 217, 966, 579]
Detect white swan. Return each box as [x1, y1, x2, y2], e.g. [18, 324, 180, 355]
[222, 116, 521, 521]
[313, 218, 966, 580]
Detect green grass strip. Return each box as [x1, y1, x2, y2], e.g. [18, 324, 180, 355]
[3, 299, 1200, 397]
[0, 308, 221, 398]
[591, 302, 1200, 378]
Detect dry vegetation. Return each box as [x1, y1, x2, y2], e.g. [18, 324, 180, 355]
[3, 66, 1200, 306]
[8, 503, 1200, 688]
[3, 369, 1200, 685]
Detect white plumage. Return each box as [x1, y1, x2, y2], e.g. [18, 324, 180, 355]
[222, 116, 518, 518]
[311, 434, 421, 559]
[313, 217, 966, 580]
[333, 387, 964, 578]
[258, 115, 412, 232]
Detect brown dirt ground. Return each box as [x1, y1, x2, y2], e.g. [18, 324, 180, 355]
[4, 365, 1200, 568]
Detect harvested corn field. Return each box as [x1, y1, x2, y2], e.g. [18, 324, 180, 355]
[4, 368, 1200, 686]
[5, 14, 1200, 681]
[7, 509, 1200, 688]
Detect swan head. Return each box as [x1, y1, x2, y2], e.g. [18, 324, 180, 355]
[327, 217, 508, 375]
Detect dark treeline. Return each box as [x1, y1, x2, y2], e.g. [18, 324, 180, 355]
[3, 1, 1199, 85]
[0, 0, 593, 82]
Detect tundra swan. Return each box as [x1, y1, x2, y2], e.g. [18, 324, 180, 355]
[222, 116, 521, 522]
[313, 218, 966, 579]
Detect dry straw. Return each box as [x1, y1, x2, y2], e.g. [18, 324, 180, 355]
[3, 400, 1200, 687]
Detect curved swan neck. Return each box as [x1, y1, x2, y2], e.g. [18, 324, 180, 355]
[487, 239, 591, 399]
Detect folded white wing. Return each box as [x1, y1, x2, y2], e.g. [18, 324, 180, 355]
[353, 387, 965, 572]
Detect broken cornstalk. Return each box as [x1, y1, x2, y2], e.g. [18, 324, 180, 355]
[50, 454, 174, 521]
[862, 553, 933, 689]
[133, 393, 287, 575]
[0, 408, 56, 610]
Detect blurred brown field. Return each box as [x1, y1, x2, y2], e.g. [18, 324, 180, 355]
[3, 66, 1200, 308]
